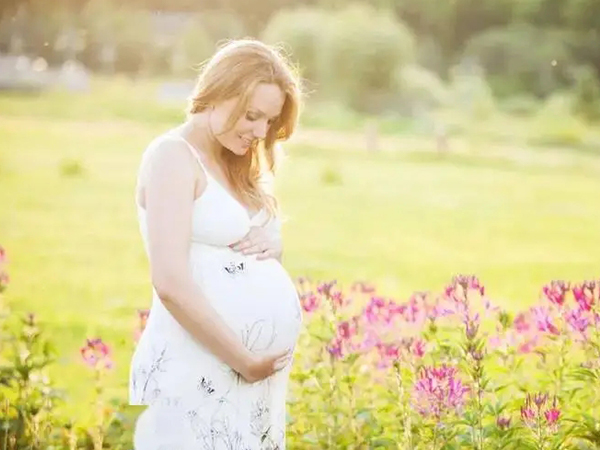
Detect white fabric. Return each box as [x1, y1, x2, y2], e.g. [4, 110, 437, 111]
[129, 133, 302, 450]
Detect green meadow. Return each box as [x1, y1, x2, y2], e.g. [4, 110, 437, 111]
[1, 77, 599, 421]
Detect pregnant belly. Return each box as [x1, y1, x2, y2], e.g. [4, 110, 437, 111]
[190, 245, 303, 355]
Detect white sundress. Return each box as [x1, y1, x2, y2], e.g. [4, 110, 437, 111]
[129, 133, 303, 450]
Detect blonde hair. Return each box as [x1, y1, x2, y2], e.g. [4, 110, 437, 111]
[187, 39, 302, 217]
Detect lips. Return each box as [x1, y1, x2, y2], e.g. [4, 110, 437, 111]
[240, 135, 253, 148]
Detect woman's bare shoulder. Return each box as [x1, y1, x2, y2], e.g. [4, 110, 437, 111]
[138, 133, 202, 184]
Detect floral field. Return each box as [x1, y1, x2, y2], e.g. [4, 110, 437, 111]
[287, 276, 600, 449]
[1, 245, 599, 449]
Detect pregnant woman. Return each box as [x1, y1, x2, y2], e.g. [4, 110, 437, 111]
[129, 39, 303, 450]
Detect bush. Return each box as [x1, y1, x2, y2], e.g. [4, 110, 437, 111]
[571, 65, 600, 122]
[261, 7, 329, 86]
[529, 93, 589, 147]
[321, 2, 415, 113]
[195, 10, 246, 44]
[395, 64, 450, 110]
[498, 94, 540, 117]
[463, 24, 575, 98]
[449, 61, 496, 121]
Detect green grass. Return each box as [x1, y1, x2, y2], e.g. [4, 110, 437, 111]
[1, 81, 600, 420]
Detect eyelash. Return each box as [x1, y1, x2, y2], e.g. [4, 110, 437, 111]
[246, 113, 275, 125]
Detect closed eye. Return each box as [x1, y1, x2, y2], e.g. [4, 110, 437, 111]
[246, 111, 278, 125]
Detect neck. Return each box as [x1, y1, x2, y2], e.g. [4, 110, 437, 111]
[184, 112, 222, 164]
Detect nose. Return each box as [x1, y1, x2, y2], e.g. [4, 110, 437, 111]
[254, 119, 269, 140]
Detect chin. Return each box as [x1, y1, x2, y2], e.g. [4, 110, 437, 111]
[231, 144, 251, 156]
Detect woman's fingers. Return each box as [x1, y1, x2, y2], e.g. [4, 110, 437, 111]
[273, 353, 293, 372]
[255, 249, 276, 260]
[230, 227, 261, 252]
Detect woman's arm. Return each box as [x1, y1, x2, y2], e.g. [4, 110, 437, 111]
[143, 140, 290, 382]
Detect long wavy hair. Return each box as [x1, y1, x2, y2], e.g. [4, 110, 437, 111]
[187, 39, 302, 217]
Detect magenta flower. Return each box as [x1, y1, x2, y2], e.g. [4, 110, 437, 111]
[315, 280, 348, 311]
[572, 281, 598, 312]
[375, 342, 400, 369]
[300, 292, 319, 313]
[533, 392, 548, 408]
[513, 313, 531, 333]
[411, 338, 426, 358]
[337, 318, 359, 340]
[544, 407, 560, 425]
[542, 280, 570, 307]
[80, 338, 113, 370]
[327, 337, 343, 359]
[0, 246, 6, 265]
[326, 316, 365, 359]
[531, 306, 560, 335]
[364, 297, 388, 324]
[518, 337, 539, 354]
[412, 364, 469, 420]
[316, 280, 337, 297]
[496, 416, 511, 430]
[520, 403, 536, 426]
[521, 393, 561, 430]
[446, 275, 485, 298]
[464, 312, 480, 340]
[564, 306, 590, 337]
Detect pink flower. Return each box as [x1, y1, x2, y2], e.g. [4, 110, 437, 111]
[411, 338, 426, 358]
[375, 342, 400, 369]
[520, 404, 536, 426]
[518, 337, 538, 354]
[80, 338, 113, 370]
[533, 392, 548, 408]
[544, 396, 561, 428]
[542, 280, 570, 307]
[544, 407, 560, 425]
[0, 246, 6, 265]
[364, 297, 388, 324]
[317, 280, 337, 297]
[412, 364, 469, 420]
[531, 306, 560, 335]
[513, 313, 530, 333]
[496, 416, 511, 430]
[337, 318, 358, 340]
[564, 307, 590, 336]
[327, 338, 343, 359]
[300, 293, 319, 313]
[464, 313, 480, 340]
[446, 275, 485, 298]
[327, 316, 364, 359]
[572, 281, 597, 312]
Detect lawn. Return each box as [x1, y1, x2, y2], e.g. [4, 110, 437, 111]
[1, 78, 599, 421]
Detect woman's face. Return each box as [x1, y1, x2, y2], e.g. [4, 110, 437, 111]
[210, 83, 285, 156]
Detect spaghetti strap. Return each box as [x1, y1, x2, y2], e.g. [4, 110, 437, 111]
[173, 135, 207, 171]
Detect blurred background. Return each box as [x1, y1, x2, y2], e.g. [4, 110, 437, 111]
[1, 0, 600, 435]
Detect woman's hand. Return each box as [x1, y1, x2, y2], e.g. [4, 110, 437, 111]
[240, 349, 293, 383]
[229, 221, 282, 261]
